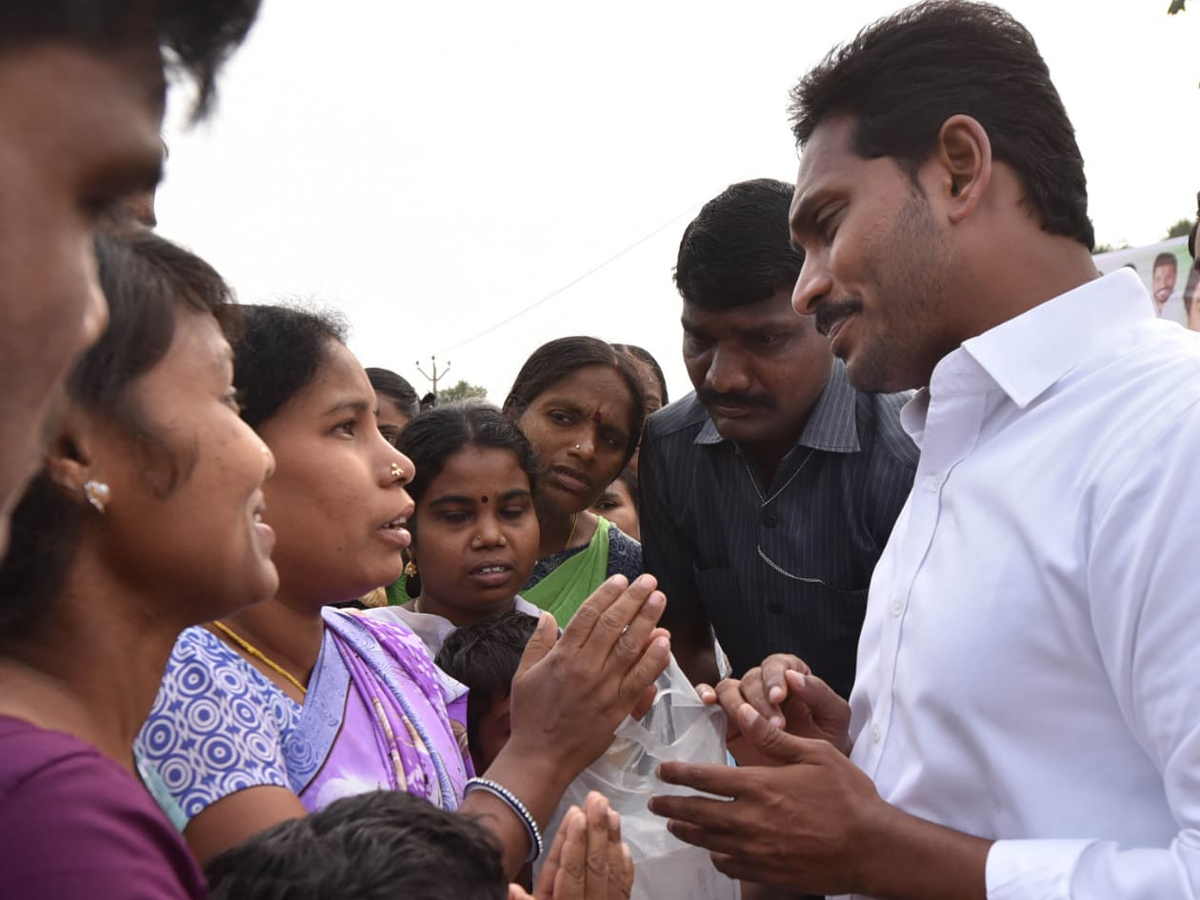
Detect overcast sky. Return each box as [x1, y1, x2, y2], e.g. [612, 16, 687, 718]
[157, 1, 1200, 402]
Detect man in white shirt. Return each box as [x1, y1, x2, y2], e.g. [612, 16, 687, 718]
[650, 2, 1200, 898]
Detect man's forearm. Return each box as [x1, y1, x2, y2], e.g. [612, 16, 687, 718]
[857, 803, 992, 900]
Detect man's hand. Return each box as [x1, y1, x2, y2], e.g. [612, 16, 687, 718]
[650, 707, 992, 900]
[696, 654, 852, 764]
[649, 706, 882, 894]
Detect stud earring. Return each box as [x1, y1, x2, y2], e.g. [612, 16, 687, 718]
[83, 480, 111, 514]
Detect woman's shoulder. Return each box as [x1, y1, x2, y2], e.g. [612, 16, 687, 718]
[605, 523, 643, 580]
[156, 624, 287, 708]
[0, 719, 205, 899]
[323, 607, 443, 687]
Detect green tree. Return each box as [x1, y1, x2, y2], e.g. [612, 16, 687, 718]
[437, 379, 488, 403]
[1165, 218, 1194, 239]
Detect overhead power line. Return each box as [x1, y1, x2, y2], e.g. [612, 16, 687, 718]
[437, 199, 701, 355]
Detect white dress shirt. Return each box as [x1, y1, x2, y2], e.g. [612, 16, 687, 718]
[845, 269, 1200, 899]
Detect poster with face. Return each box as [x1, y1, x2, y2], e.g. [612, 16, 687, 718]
[1094, 237, 1197, 329]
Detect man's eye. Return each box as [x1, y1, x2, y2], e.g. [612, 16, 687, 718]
[815, 207, 841, 240]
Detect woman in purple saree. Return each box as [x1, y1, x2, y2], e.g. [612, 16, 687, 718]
[137, 306, 671, 877]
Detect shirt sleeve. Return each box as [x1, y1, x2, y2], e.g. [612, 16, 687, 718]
[985, 399, 1200, 899]
[605, 525, 644, 581]
[135, 627, 292, 822]
[638, 424, 709, 638]
[0, 749, 206, 899]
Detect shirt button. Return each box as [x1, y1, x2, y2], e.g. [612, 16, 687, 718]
[767, 601, 783, 614]
[871, 724, 882, 743]
[762, 511, 778, 528]
[925, 473, 941, 492]
[891, 600, 903, 617]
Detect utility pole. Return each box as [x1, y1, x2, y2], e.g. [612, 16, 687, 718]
[415, 355, 451, 398]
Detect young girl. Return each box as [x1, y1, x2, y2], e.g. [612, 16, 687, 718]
[137, 306, 671, 876]
[0, 231, 277, 898]
[502, 337, 646, 623]
[368, 402, 542, 655]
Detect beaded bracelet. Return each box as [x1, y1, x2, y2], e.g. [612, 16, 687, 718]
[463, 777, 545, 863]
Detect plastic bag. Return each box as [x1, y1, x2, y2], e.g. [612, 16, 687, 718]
[537, 658, 741, 900]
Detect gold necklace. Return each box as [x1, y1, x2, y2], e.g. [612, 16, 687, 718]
[212, 620, 308, 697]
[565, 513, 579, 550]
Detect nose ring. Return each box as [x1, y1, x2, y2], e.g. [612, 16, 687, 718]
[574, 444, 581, 450]
[389, 463, 405, 482]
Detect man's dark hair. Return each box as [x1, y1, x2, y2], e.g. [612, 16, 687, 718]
[0, 0, 262, 121]
[502, 336, 646, 472]
[204, 790, 508, 900]
[366, 367, 421, 420]
[0, 230, 234, 637]
[674, 178, 803, 312]
[1154, 252, 1178, 272]
[231, 305, 348, 430]
[613, 343, 669, 406]
[789, 0, 1094, 250]
[435, 611, 539, 768]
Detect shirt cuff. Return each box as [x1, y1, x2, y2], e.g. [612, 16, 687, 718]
[986, 838, 1093, 900]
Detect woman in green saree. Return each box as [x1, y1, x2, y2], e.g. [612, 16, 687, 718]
[502, 337, 646, 624]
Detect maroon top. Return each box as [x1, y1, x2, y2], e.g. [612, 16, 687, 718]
[0, 716, 207, 899]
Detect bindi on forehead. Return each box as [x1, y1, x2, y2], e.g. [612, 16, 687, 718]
[480, 495, 489, 504]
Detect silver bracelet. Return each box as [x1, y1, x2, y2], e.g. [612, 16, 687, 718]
[463, 776, 544, 863]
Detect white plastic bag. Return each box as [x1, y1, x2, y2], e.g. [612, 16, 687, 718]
[537, 658, 741, 900]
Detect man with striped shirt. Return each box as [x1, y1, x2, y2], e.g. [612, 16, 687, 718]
[640, 178, 916, 695]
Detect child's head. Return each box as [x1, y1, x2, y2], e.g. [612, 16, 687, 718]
[435, 610, 539, 772]
[204, 790, 507, 900]
[396, 402, 540, 627]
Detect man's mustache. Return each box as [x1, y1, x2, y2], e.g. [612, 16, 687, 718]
[696, 388, 776, 410]
[814, 298, 863, 337]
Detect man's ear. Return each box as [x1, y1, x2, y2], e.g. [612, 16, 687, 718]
[935, 114, 992, 225]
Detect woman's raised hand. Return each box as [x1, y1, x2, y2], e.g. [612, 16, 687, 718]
[509, 574, 671, 776]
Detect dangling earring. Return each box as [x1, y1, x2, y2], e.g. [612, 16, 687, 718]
[404, 560, 418, 578]
[83, 480, 111, 514]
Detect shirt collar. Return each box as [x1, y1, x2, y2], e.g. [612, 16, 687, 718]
[959, 268, 1153, 409]
[899, 269, 1154, 446]
[695, 360, 860, 453]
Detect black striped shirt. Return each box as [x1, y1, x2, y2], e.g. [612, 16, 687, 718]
[639, 361, 918, 697]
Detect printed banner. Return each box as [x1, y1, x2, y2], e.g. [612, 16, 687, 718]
[1093, 236, 1199, 330]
